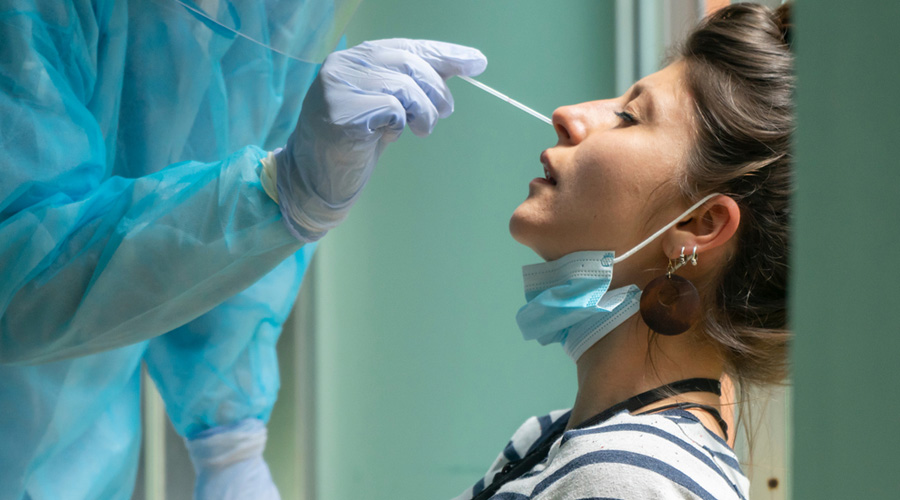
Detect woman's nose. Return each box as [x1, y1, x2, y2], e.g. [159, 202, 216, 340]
[551, 105, 585, 144]
[552, 101, 605, 145]
[552, 100, 616, 145]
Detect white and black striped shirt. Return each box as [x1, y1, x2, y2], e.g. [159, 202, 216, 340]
[454, 408, 748, 499]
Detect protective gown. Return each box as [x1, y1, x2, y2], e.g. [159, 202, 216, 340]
[0, 0, 357, 498]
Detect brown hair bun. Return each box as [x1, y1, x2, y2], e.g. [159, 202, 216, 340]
[775, 3, 793, 47]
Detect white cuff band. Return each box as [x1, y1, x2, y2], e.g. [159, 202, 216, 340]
[260, 151, 279, 204]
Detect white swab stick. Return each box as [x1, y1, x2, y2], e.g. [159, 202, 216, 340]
[458, 75, 553, 126]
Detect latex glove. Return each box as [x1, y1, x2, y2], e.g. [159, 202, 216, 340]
[274, 38, 487, 241]
[186, 419, 280, 500]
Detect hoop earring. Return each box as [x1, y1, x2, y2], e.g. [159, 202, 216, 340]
[639, 246, 701, 336]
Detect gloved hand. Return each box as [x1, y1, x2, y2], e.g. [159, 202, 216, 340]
[274, 38, 487, 241]
[186, 419, 280, 500]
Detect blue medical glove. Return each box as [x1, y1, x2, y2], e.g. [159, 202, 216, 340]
[274, 39, 487, 241]
[186, 419, 279, 500]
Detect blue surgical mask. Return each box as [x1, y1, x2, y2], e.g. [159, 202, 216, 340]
[515, 194, 719, 362]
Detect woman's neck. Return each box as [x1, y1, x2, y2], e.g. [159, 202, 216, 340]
[566, 315, 725, 431]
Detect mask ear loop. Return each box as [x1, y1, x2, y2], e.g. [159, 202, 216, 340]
[613, 192, 721, 264]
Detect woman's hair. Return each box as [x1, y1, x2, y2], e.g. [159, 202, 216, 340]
[676, 3, 794, 388]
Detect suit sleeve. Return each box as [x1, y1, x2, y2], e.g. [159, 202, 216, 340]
[0, 1, 304, 364]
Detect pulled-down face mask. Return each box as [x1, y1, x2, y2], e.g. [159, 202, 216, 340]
[516, 193, 719, 362]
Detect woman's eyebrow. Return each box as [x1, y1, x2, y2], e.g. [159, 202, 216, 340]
[629, 84, 658, 122]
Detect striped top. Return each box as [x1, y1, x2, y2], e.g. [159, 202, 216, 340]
[453, 408, 749, 499]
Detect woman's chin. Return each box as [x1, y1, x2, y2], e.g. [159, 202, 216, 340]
[509, 211, 552, 259]
[508, 208, 532, 246]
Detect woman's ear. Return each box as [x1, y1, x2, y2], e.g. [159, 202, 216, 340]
[662, 195, 741, 259]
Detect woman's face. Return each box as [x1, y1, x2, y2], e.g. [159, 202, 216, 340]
[509, 61, 697, 280]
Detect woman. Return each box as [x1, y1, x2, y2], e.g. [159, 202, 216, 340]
[456, 3, 792, 499]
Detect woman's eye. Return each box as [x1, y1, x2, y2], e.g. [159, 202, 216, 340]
[615, 111, 636, 124]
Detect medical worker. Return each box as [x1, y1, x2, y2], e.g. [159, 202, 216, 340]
[0, 0, 486, 498]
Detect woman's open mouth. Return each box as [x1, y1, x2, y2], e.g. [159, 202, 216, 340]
[543, 165, 557, 185]
[538, 150, 558, 186]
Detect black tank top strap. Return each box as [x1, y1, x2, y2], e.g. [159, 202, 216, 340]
[638, 402, 729, 439]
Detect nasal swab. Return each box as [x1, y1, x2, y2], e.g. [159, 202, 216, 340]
[457, 76, 553, 126]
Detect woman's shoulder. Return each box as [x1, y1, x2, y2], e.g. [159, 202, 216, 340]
[452, 409, 750, 500]
[549, 409, 749, 499]
[450, 409, 573, 500]
[503, 408, 572, 458]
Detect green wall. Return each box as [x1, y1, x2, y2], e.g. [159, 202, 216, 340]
[307, 2, 616, 498]
[791, 1, 900, 498]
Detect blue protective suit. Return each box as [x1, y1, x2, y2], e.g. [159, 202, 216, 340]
[0, 0, 355, 497]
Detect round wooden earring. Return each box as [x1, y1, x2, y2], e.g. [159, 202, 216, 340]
[640, 248, 701, 335]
